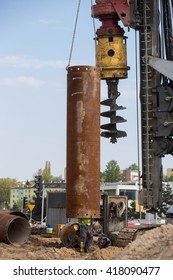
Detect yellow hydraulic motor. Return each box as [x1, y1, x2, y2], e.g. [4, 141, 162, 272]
[96, 34, 129, 79]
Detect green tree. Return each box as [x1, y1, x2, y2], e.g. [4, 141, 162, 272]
[52, 175, 63, 182]
[100, 171, 106, 183]
[0, 178, 17, 189]
[103, 160, 121, 182]
[158, 183, 173, 216]
[128, 200, 145, 219]
[128, 200, 136, 218]
[12, 202, 20, 211]
[42, 161, 52, 181]
[32, 194, 46, 221]
[11, 199, 23, 211]
[129, 163, 138, 170]
[0, 178, 17, 207]
[168, 174, 173, 181]
[35, 161, 53, 182]
[35, 161, 62, 182]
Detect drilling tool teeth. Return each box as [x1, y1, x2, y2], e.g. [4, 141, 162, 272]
[101, 109, 126, 118]
[100, 99, 126, 109]
[101, 111, 115, 118]
[101, 130, 127, 139]
[100, 98, 114, 106]
[100, 119, 126, 131]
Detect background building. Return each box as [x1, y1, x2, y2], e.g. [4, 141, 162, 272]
[10, 182, 66, 210]
[100, 181, 140, 207]
[122, 168, 140, 182]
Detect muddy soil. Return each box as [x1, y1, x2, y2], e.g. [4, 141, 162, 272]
[1, 224, 173, 260]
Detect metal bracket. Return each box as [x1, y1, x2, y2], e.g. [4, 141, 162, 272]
[148, 56, 173, 81]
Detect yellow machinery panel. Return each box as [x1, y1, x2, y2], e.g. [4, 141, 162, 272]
[96, 35, 130, 79]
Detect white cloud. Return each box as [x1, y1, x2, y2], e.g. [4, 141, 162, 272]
[0, 76, 59, 87]
[0, 55, 67, 69]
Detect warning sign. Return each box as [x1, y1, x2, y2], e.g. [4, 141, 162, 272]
[28, 204, 35, 211]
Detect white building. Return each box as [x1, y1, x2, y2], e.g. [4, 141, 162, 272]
[100, 181, 140, 206]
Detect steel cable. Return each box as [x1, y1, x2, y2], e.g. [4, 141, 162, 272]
[66, 0, 81, 69]
[91, 0, 97, 65]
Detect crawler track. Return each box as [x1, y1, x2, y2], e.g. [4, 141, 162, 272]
[116, 224, 161, 247]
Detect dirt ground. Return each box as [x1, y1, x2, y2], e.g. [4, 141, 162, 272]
[1, 224, 173, 260]
[114, 223, 173, 260]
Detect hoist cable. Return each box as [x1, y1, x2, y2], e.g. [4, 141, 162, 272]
[66, 0, 81, 69]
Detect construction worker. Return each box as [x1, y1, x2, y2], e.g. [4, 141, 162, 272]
[78, 218, 93, 253]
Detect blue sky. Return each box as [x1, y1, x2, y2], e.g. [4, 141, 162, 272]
[0, 0, 172, 180]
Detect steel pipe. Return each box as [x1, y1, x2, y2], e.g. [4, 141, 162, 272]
[60, 222, 80, 247]
[0, 212, 31, 244]
[66, 65, 101, 219]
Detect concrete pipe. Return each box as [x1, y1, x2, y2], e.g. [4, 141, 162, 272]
[0, 212, 31, 244]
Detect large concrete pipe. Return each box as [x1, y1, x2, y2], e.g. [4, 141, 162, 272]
[66, 65, 101, 219]
[0, 211, 31, 244]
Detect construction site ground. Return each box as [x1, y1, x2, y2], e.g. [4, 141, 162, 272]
[1, 224, 173, 260]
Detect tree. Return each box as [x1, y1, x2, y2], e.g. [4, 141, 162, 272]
[52, 175, 63, 182]
[128, 200, 136, 218]
[36, 161, 53, 182]
[42, 161, 52, 181]
[103, 160, 121, 182]
[100, 171, 106, 183]
[158, 183, 173, 216]
[34, 161, 62, 182]
[0, 178, 17, 189]
[168, 174, 173, 181]
[128, 200, 145, 219]
[11, 200, 23, 211]
[0, 178, 17, 208]
[129, 163, 138, 170]
[32, 194, 46, 221]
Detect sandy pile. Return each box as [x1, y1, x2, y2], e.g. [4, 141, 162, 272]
[1, 224, 173, 260]
[0, 235, 122, 260]
[114, 224, 173, 260]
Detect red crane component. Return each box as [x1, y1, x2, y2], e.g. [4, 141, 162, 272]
[92, 0, 130, 36]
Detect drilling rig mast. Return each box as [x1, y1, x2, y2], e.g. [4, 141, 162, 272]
[63, 0, 173, 248]
[92, 0, 173, 212]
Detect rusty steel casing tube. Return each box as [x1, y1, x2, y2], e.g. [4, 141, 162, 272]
[0, 212, 31, 244]
[60, 222, 80, 247]
[66, 66, 101, 219]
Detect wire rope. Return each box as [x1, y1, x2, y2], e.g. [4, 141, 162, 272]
[66, 0, 81, 69]
[91, 0, 97, 65]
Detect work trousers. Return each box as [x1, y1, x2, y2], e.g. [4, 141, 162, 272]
[80, 225, 93, 251]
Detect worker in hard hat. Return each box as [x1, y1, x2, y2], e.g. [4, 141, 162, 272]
[78, 218, 93, 253]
